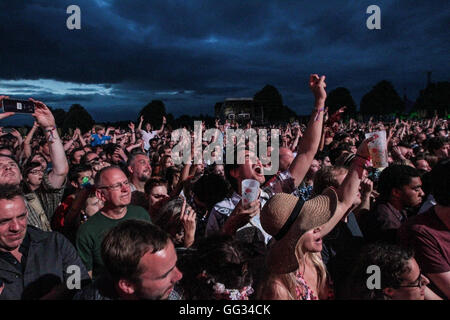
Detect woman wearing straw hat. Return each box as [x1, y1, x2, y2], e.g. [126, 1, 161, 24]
[257, 136, 374, 300]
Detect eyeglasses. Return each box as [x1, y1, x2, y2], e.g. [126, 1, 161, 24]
[29, 169, 45, 176]
[98, 180, 130, 191]
[396, 273, 426, 289]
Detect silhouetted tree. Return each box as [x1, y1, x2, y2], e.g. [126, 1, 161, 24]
[138, 100, 166, 128]
[325, 87, 357, 116]
[414, 81, 450, 117]
[360, 80, 404, 115]
[254, 85, 283, 120]
[51, 108, 66, 128]
[62, 104, 94, 133]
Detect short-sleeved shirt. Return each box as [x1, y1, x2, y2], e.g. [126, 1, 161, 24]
[140, 130, 158, 151]
[399, 206, 449, 274]
[75, 205, 150, 279]
[398, 206, 449, 298]
[91, 134, 111, 147]
[205, 170, 296, 244]
[25, 172, 66, 232]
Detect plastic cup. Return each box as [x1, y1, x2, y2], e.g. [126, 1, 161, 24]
[365, 130, 388, 168]
[241, 179, 260, 208]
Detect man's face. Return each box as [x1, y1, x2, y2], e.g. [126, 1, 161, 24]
[399, 146, 413, 159]
[235, 151, 265, 185]
[150, 140, 158, 149]
[129, 155, 152, 182]
[435, 143, 449, 159]
[97, 168, 131, 208]
[84, 196, 104, 217]
[163, 148, 171, 157]
[133, 241, 182, 300]
[72, 150, 85, 165]
[0, 196, 28, 251]
[148, 185, 168, 210]
[26, 165, 45, 187]
[385, 258, 427, 300]
[322, 156, 332, 167]
[0, 156, 22, 185]
[415, 159, 431, 172]
[74, 170, 93, 189]
[397, 176, 424, 208]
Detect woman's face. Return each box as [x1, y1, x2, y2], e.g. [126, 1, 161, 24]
[164, 157, 174, 168]
[213, 165, 225, 177]
[301, 227, 323, 253]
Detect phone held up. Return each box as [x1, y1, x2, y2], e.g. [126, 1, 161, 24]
[2, 99, 35, 114]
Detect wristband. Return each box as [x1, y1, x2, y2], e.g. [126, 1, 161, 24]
[314, 107, 325, 121]
[44, 126, 57, 142]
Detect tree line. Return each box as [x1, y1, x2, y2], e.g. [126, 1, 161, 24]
[46, 79, 449, 134]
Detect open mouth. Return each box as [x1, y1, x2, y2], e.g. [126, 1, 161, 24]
[254, 166, 263, 175]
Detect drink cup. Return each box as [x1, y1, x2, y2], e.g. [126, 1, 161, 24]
[241, 179, 260, 208]
[365, 130, 388, 168]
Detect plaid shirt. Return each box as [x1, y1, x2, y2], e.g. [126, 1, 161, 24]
[25, 172, 66, 231]
[205, 170, 296, 244]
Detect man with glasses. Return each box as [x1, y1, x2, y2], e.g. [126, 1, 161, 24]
[345, 243, 442, 300]
[81, 152, 110, 178]
[75, 166, 150, 279]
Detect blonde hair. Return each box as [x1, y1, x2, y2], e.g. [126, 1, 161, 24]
[258, 232, 329, 300]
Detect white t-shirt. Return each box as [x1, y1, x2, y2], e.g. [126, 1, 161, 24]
[140, 130, 158, 151]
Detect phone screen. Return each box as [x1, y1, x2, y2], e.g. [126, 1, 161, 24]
[2, 99, 35, 113]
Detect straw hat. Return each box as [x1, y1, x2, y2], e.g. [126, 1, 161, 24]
[260, 187, 339, 274]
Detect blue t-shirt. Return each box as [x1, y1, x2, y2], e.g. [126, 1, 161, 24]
[91, 134, 111, 146]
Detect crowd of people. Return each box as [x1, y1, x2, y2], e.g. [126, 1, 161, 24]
[0, 74, 448, 300]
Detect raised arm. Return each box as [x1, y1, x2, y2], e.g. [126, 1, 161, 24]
[288, 74, 326, 187]
[155, 116, 166, 135]
[137, 115, 144, 132]
[319, 138, 372, 237]
[23, 121, 39, 159]
[30, 98, 69, 188]
[128, 122, 136, 144]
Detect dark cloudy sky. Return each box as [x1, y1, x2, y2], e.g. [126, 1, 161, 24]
[1, 0, 449, 125]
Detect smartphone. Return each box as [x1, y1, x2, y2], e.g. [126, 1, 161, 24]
[2, 99, 35, 113]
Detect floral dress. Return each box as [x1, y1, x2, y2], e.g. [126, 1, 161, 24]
[294, 270, 335, 300]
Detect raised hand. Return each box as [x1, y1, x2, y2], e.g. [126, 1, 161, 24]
[128, 122, 135, 131]
[29, 98, 55, 128]
[360, 178, 373, 198]
[309, 74, 327, 102]
[179, 197, 196, 248]
[0, 95, 15, 120]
